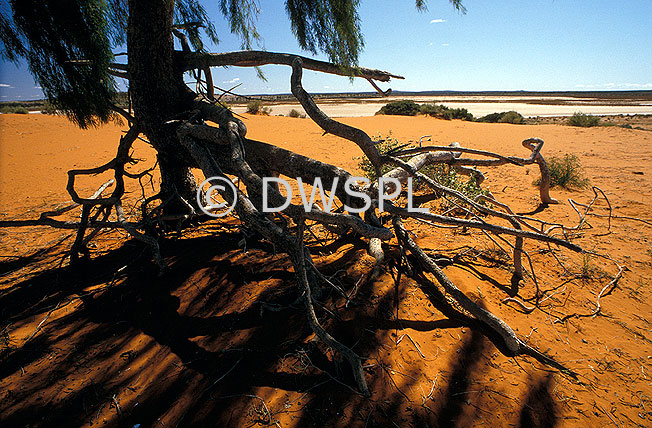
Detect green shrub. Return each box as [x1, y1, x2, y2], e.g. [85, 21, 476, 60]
[355, 134, 489, 213]
[535, 153, 590, 190]
[418, 163, 488, 204]
[567, 112, 600, 127]
[288, 108, 305, 118]
[477, 110, 524, 124]
[0, 105, 29, 114]
[356, 134, 405, 181]
[419, 103, 447, 117]
[246, 100, 271, 115]
[420, 103, 473, 121]
[376, 100, 420, 116]
[497, 110, 525, 124]
[477, 112, 502, 123]
[449, 107, 474, 121]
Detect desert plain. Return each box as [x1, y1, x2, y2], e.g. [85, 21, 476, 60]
[0, 111, 651, 427]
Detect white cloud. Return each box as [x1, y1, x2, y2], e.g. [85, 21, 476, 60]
[442, 43, 450, 46]
[223, 77, 240, 84]
[430, 19, 446, 23]
[0, 83, 12, 88]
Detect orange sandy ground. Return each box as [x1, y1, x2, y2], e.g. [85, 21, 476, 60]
[0, 113, 651, 427]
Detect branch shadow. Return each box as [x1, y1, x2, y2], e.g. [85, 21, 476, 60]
[1, 231, 561, 427]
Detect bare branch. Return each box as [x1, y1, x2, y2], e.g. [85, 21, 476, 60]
[180, 50, 403, 82]
[290, 57, 383, 176]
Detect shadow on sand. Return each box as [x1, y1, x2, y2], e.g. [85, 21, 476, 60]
[0, 232, 560, 427]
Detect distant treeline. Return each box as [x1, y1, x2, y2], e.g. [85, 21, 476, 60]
[0, 93, 130, 112]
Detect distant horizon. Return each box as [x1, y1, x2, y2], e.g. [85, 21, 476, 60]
[2, 88, 652, 104]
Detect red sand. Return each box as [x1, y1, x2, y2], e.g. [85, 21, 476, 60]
[1, 113, 651, 427]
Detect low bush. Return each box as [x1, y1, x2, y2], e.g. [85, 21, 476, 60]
[288, 108, 305, 118]
[419, 103, 447, 117]
[246, 100, 271, 115]
[497, 110, 525, 124]
[418, 163, 489, 207]
[356, 135, 405, 181]
[567, 112, 600, 127]
[376, 100, 420, 116]
[420, 103, 473, 121]
[535, 153, 590, 190]
[356, 135, 489, 213]
[477, 110, 525, 124]
[0, 105, 29, 114]
[449, 107, 473, 121]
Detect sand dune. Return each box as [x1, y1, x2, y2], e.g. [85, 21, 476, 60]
[1, 113, 651, 427]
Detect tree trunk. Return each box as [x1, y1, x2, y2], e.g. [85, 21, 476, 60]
[127, 0, 197, 212]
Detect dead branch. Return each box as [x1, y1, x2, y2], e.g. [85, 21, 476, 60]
[294, 219, 370, 396]
[392, 138, 557, 206]
[178, 123, 371, 393]
[290, 57, 383, 176]
[522, 138, 558, 204]
[180, 50, 404, 82]
[387, 203, 582, 252]
[393, 217, 575, 375]
[394, 216, 522, 352]
[66, 126, 139, 206]
[176, 121, 392, 239]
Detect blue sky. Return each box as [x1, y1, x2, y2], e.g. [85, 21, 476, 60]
[1, 0, 651, 100]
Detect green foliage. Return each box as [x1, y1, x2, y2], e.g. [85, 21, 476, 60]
[535, 154, 590, 190]
[175, 1, 220, 50]
[356, 134, 489, 212]
[376, 102, 473, 120]
[417, 0, 467, 13]
[568, 112, 600, 127]
[0, 106, 29, 114]
[288, 108, 305, 118]
[246, 100, 271, 115]
[376, 100, 421, 116]
[286, 0, 362, 67]
[477, 110, 525, 124]
[419, 163, 489, 205]
[497, 110, 525, 124]
[356, 135, 405, 181]
[419, 103, 446, 117]
[420, 103, 474, 121]
[1, 0, 118, 128]
[216, 0, 261, 49]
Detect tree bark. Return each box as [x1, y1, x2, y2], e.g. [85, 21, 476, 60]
[127, 0, 197, 211]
